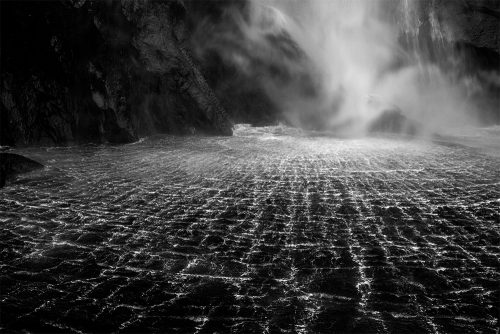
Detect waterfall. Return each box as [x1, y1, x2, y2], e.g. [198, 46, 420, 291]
[262, 0, 480, 134]
[391, 0, 483, 133]
[196, 0, 496, 135]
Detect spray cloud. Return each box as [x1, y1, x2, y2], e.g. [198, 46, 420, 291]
[192, 0, 491, 136]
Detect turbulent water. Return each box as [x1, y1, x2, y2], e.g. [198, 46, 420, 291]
[1, 125, 499, 333]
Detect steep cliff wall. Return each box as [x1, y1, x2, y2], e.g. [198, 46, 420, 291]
[0, 0, 232, 146]
[183, 0, 284, 126]
[432, 0, 499, 55]
[398, 0, 500, 123]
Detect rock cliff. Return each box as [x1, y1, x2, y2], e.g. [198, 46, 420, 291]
[0, 0, 232, 146]
[398, 0, 500, 123]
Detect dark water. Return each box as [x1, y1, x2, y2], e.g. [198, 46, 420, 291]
[1, 125, 499, 333]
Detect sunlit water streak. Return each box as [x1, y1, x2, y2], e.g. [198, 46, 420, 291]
[1, 125, 499, 333]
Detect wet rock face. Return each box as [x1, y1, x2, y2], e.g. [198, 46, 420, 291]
[408, 0, 500, 72]
[432, 0, 499, 54]
[0, 0, 232, 146]
[406, 0, 500, 123]
[184, 0, 303, 127]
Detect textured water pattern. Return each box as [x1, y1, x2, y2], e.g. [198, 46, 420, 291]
[1, 126, 499, 333]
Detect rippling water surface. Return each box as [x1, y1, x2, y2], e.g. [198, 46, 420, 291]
[1, 125, 499, 333]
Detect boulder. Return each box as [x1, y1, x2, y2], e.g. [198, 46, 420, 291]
[0, 153, 44, 187]
[368, 109, 420, 136]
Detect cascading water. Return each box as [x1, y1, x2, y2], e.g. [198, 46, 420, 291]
[268, 0, 482, 135]
[199, 0, 495, 135]
[241, 0, 402, 135]
[386, 0, 481, 134]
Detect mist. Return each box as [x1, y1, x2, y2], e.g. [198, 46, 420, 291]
[191, 0, 495, 136]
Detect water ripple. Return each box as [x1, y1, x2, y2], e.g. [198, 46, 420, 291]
[1, 132, 499, 333]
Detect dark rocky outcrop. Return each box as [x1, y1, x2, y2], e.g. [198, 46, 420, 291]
[184, 0, 314, 127]
[437, 0, 500, 123]
[183, 1, 278, 126]
[0, 0, 232, 147]
[0, 153, 44, 187]
[433, 0, 499, 56]
[400, 0, 500, 123]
